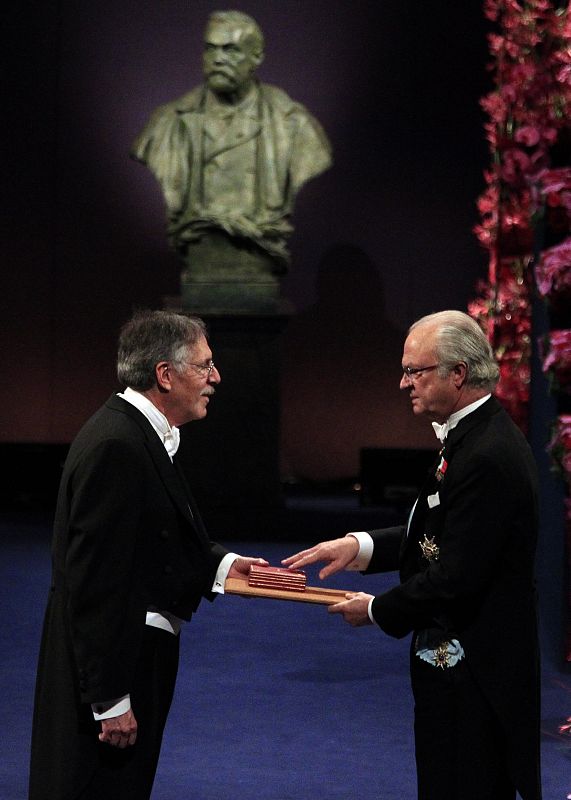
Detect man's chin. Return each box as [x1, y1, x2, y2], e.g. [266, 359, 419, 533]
[186, 405, 209, 423]
[198, 400, 210, 417]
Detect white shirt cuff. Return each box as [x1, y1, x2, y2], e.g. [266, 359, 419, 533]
[92, 695, 131, 720]
[212, 552, 240, 594]
[367, 596, 378, 625]
[345, 532, 374, 571]
[146, 609, 183, 635]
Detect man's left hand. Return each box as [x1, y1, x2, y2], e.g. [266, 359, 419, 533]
[328, 592, 374, 626]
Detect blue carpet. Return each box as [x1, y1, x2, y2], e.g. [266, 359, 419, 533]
[1, 513, 570, 799]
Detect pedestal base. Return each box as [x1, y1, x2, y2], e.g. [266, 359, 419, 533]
[181, 279, 281, 314]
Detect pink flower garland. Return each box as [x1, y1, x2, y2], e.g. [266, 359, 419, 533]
[470, 0, 571, 665]
[547, 419, 571, 668]
[471, 1, 571, 434]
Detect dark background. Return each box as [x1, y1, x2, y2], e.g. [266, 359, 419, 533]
[4, 0, 490, 479]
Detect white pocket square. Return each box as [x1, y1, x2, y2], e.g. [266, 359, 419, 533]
[427, 492, 440, 508]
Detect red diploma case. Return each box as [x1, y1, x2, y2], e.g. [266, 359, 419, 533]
[225, 565, 350, 605]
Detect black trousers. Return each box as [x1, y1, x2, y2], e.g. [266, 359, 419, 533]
[411, 653, 516, 800]
[80, 624, 180, 800]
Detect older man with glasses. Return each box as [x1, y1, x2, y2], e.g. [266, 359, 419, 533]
[284, 310, 541, 800]
[29, 309, 268, 800]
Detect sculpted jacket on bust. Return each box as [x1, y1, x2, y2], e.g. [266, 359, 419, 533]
[131, 82, 332, 264]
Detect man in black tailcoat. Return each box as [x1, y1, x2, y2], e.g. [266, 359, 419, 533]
[29, 310, 267, 800]
[284, 310, 541, 800]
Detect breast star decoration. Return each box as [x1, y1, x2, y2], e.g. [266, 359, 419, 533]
[432, 642, 454, 669]
[419, 534, 440, 562]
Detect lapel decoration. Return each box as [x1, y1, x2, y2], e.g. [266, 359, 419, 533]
[435, 449, 448, 482]
[419, 534, 440, 562]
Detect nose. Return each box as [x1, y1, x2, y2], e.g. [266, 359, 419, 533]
[400, 372, 411, 390]
[213, 47, 228, 64]
[209, 365, 221, 384]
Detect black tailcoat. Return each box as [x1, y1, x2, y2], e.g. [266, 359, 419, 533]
[367, 397, 540, 799]
[29, 395, 228, 799]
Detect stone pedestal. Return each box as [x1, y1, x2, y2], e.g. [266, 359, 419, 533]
[179, 230, 285, 314]
[174, 312, 290, 510]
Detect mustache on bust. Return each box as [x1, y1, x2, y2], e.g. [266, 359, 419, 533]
[206, 68, 236, 79]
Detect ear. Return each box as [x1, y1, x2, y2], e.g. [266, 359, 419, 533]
[452, 361, 468, 388]
[252, 50, 264, 68]
[155, 361, 172, 392]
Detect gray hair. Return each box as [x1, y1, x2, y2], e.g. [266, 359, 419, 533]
[117, 310, 207, 390]
[410, 310, 499, 391]
[207, 10, 264, 55]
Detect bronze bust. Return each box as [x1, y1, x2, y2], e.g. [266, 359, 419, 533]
[131, 10, 332, 312]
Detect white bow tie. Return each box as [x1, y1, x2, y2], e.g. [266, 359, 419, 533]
[432, 421, 449, 443]
[163, 426, 180, 457]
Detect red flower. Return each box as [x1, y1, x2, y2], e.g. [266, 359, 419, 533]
[546, 192, 563, 207]
[547, 415, 571, 478]
[541, 330, 571, 393]
[514, 125, 542, 146]
[481, 91, 509, 124]
[538, 168, 571, 195]
[500, 148, 533, 184]
[535, 238, 571, 299]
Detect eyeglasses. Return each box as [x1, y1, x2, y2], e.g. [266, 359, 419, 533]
[188, 359, 216, 378]
[402, 364, 439, 380]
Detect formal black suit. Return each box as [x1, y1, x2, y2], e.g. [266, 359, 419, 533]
[365, 397, 540, 799]
[29, 394, 228, 800]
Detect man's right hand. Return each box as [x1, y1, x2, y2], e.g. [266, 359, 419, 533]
[281, 536, 359, 580]
[99, 709, 137, 748]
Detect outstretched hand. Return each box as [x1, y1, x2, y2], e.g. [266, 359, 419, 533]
[281, 536, 359, 580]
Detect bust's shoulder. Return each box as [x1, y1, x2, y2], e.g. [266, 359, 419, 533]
[131, 88, 204, 158]
[259, 83, 310, 117]
[139, 87, 204, 124]
[161, 85, 205, 115]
